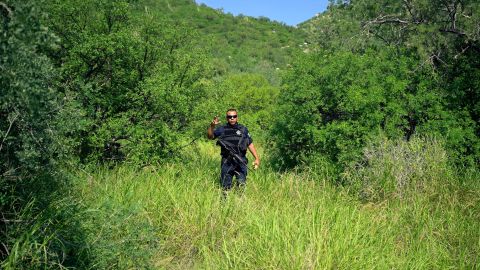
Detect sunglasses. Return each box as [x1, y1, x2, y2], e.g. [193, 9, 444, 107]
[226, 115, 237, 119]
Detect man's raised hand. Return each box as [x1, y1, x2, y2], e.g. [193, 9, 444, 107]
[212, 116, 220, 126]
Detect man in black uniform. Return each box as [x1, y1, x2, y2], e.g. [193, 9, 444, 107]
[207, 109, 260, 191]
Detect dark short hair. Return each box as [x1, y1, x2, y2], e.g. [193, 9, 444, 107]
[226, 108, 237, 114]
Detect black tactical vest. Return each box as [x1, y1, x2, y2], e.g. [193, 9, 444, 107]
[217, 124, 248, 157]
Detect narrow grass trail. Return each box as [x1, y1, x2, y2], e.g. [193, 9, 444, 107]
[71, 140, 480, 269]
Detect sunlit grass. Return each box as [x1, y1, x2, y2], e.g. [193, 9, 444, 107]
[68, 140, 479, 269]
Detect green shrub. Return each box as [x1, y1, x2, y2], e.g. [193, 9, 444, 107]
[45, 0, 213, 165]
[271, 48, 479, 171]
[0, 1, 90, 267]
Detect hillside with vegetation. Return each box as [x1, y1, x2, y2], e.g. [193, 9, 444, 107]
[1, 0, 479, 268]
[136, 0, 307, 83]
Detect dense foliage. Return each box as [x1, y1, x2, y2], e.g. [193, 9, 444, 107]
[0, 1, 90, 267]
[271, 0, 480, 170]
[272, 48, 478, 170]
[1, 0, 58, 202]
[43, 0, 215, 165]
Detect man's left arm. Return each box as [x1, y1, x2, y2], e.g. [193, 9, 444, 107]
[244, 128, 259, 169]
[248, 143, 260, 169]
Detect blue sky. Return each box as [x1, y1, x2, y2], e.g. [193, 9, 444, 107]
[194, 0, 330, 26]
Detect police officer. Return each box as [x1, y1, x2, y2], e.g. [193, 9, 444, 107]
[207, 109, 260, 191]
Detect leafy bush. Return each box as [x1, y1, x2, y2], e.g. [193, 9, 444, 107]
[1, 1, 87, 267]
[0, 0, 58, 181]
[271, 50, 407, 168]
[45, 0, 213, 165]
[300, 0, 480, 168]
[270, 49, 478, 171]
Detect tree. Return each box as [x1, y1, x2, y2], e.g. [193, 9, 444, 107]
[0, 1, 87, 267]
[1, 0, 58, 206]
[44, 0, 212, 164]
[299, 0, 480, 167]
[271, 48, 477, 171]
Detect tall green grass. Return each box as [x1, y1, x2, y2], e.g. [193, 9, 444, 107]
[66, 138, 479, 269]
[1, 194, 91, 269]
